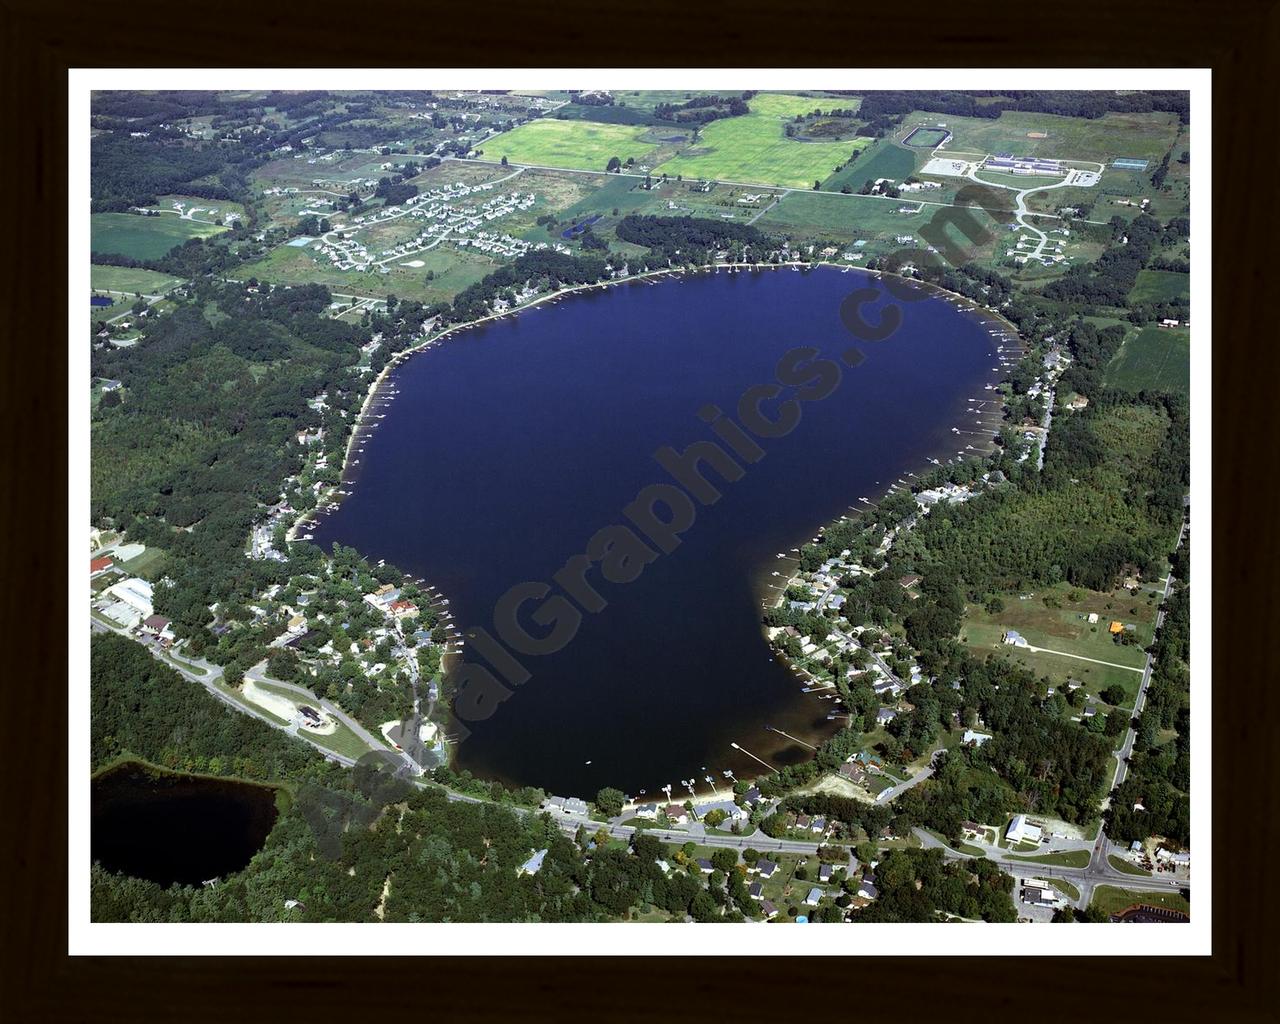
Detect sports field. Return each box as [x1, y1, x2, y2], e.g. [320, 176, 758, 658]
[1106, 326, 1190, 393]
[481, 119, 660, 172]
[902, 126, 950, 148]
[655, 94, 872, 188]
[90, 264, 184, 295]
[91, 213, 227, 260]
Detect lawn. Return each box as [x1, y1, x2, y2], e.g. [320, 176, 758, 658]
[1006, 849, 1092, 868]
[1049, 878, 1080, 901]
[1129, 269, 1190, 304]
[1108, 854, 1153, 877]
[481, 119, 659, 173]
[655, 94, 872, 189]
[1090, 885, 1189, 919]
[91, 212, 228, 260]
[90, 265, 185, 296]
[248, 678, 379, 762]
[959, 582, 1154, 704]
[1105, 325, 1190, 394]
[117, 546, 167, 581]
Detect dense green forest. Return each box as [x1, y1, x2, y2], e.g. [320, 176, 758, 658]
[92, 632, 324, 781]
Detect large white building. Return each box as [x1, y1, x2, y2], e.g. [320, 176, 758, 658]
[1006, 814, 1043, 845]
[104, 577, 154, 622]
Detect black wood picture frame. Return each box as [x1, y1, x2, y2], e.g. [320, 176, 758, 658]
[3, 2, 1273, 1019]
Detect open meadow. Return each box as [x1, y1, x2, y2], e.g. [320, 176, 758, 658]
[91, 212, 227, 260]
[914, 109, 1181, 165]
[960, 581, 1159, 706]
[480, 119, 661, 172]
[90, 265, 185, 295]
[655, 94, 871, 188]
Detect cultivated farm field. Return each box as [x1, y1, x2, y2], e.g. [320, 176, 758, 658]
[655, 94, 871, 188]
[91, 213, 227, 260]
[1106, 326, 1190, 393]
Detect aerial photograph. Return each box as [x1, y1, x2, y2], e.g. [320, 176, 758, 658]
[83, 80, 1196, 932]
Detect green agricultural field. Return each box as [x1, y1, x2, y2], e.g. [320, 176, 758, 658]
[91, 212, 227, 261]
[90, 265, 184, 296]
[481, 119, 659, 172]
[1090, 885, 1189, 919]
[824, 139, 918, 193]
[1106, 325, 1190, 393]
[1129, 269, 1190, 304]
[655, 94, 871, 189]
[918, 110, 1181, 164]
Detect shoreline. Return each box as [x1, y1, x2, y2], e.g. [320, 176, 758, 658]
[285, 260, 1023, 795]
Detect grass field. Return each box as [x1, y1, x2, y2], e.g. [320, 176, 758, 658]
[1129, 268, 1190, 304]
[1006, 849, 1092, 868]
[915, 110, 1180, 164]
[655, 94, 871, 188]
[960, 582, 1156, 704]
[824, 139, 918, 193]
[117, 546, 168, 581]
[755, 189, 1004, 262]
[90, 265, 184, 296]
[1105, 325, 1190, 393]
[91, 212, 227, 260]
[481, 119, 660, 172]
[1090, 885, 1189, 919]
[249, 678, 378, 762]
[1049, 878, 1080, 901]
[1108, 854, 1153, 877]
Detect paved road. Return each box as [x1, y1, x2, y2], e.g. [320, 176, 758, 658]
[1109, 518, 1187, 793]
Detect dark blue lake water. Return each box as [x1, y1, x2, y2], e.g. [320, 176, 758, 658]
[310, 267, 1001, 797]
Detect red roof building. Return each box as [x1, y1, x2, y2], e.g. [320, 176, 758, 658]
[90, 556, 113, 575]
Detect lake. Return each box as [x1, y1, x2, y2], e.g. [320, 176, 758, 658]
[310, 266, 1003, 798]
[91, 762, 280, 887]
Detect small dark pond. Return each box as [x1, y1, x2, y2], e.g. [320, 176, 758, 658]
[91, 762, 280, 887]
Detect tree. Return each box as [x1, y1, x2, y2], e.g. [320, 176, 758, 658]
[595, 787, 625, 817]
[606, 156, 622, 173]
[500, 155, 508, 166]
